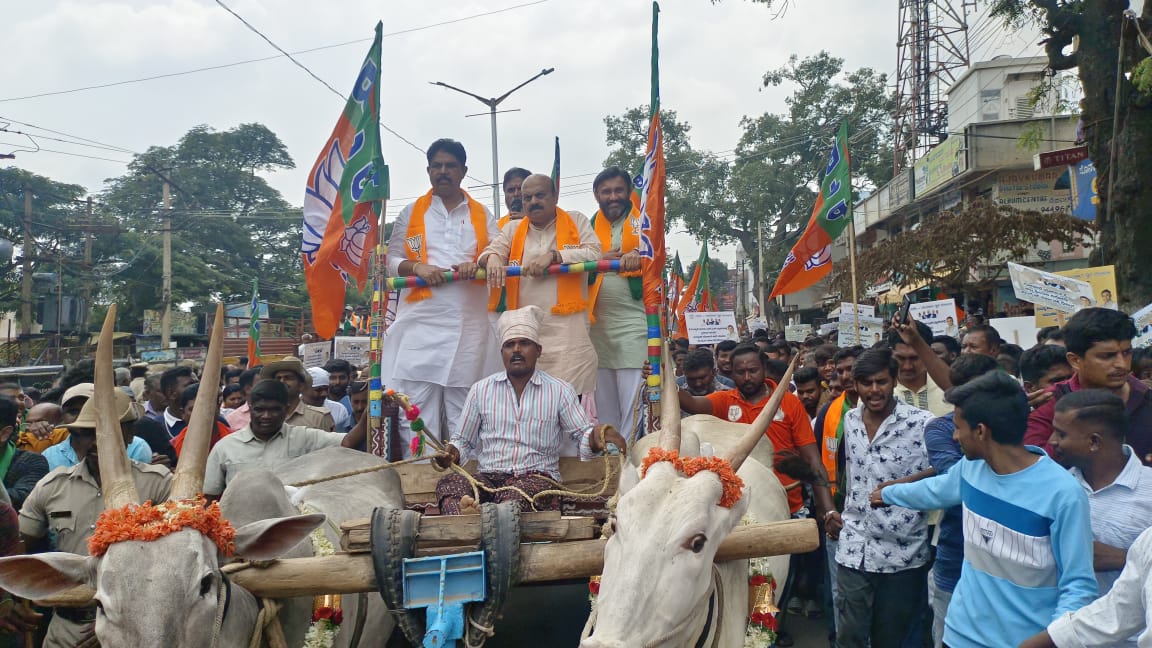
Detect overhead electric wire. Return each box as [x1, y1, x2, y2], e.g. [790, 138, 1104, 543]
[0, 1, 554, 104]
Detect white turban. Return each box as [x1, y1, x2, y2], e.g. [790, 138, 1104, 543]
[498, 306, 545, 346]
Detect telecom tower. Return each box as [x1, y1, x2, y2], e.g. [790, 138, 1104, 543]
[892, 0, 975, 171]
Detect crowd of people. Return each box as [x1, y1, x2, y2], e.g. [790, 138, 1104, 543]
[0, 135, 1150, 648]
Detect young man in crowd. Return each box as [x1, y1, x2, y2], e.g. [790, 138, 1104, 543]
[1027, 308, 1152, 465]
[885, 322, 952, 417]
[1020, 344, 1075, 395]
[827, 347, 936, 648]
[714, 339, 738, 382]
[874, 371, 1097, 647]
[930, 335, 960, 365]
[793, 366, 824, 424]
[1048, 390, 1152, 599]
[676, 348, 734, 396]
[920, 353, 1000, 647]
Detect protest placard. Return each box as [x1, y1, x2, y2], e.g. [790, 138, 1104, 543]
[785, 324, 813, 342]
[838, 316, 885, 346]
[989, 316, 1041, 347]
[908, 299, 959, 337]
[746, 317, 769, 335]
[839, 302, 875, 319]
[333, 336, 371, 367]
[299, 341, 332, 368]
[1134, 303, 1152, 349]
[1034, 265, 1118, 326]
[685, 311, 740, 345]
[1008, 262, 1094, 314]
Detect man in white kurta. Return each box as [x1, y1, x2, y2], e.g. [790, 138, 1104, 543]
[479, 174, 601, 403]
[383, 139, 501, 454]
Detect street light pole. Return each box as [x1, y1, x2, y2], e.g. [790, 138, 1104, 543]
[431, 68, 555, 217]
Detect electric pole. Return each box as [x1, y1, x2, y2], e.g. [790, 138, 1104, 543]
[161, 182, 172, 350]
[81, 197, 94, 354]
[20, 188, 32, 359]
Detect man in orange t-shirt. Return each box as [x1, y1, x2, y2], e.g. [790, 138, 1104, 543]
[679, 343, 833, 518]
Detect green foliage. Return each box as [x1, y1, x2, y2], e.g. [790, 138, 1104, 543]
[0, 169, 90, 315]
[98, 123, 302, 331]
[686, 257, 731, 299]
[1134, 58, 1152, 94]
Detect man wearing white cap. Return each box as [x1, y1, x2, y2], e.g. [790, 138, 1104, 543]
[303, 367, 352, 433]
[433, 306, 628, 515]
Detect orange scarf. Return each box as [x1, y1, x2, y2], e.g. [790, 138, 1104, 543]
[404, 190, 489, 302]
[498, 208, 587, 315]
[587, 209, 644, 321]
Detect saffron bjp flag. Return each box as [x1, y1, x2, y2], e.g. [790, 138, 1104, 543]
[302, 23, 390, 339]
[247, 277, 261, 367]
[769, 121, 852, 299]
[635, 2, 667, 330]
[676, 242, 711, 336]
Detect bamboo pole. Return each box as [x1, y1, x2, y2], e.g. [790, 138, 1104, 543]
[40, 519, 817, 606]
[848, 221, 861, 342]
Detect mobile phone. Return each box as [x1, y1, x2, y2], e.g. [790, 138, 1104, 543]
[896, 295, 913, 324]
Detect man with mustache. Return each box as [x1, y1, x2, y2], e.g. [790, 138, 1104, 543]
[587, 166, 647, 436]
[434, 306, 627, 515]
[498, 166, 531, 230]
[479, 174, 601, 411]
[1026, 308, 1152, 465]
[383, 138, 502, 456]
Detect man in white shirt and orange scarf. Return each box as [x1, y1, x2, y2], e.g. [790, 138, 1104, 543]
[480, 174, 602, 412]
[587, 166, 646, 437]
[383, 138, 502, 455]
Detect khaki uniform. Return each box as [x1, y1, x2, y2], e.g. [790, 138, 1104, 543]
[286, 400, 335, 432]
[19, 460, 172, 648]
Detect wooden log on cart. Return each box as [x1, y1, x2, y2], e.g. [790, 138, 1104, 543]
[39, 518, 816, 607]
[340, 511, 600, 552]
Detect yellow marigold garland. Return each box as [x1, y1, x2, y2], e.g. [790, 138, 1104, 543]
[88, 496, 236, 557]
[640, 448, 745, 508]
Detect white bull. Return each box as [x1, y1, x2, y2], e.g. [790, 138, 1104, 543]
[582, 358, 797, 648]
[0, 306, 399, 647]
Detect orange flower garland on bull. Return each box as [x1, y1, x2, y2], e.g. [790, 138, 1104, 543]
[640, 447, 745, 508]
[88, 496, 235, 557]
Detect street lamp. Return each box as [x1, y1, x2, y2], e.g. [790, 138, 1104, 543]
[430, 68, 555, 217]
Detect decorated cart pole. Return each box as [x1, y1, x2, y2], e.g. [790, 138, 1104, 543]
[636, 1, 668, 436]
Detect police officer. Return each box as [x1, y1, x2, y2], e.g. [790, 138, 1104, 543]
[19, 392, 171, 647]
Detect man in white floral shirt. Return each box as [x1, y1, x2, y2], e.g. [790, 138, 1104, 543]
[827, 347, 935, 647]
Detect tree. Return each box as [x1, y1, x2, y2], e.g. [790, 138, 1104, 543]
[0, 169, 90, 324]
[829, 201, 1095, 299]
[984, 1, 1152, 308]
[685, 257, 731, 301]
[99, 123, 302, 330]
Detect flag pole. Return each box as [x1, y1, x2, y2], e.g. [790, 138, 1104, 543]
[369, 200, 389, 459]
[846, 121, 860, 341]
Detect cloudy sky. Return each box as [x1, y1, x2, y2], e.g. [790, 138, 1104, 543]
[2, 0, 1041, 265]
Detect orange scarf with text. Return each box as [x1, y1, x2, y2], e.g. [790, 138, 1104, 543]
[587, 209, 643, 321]
[404, 190, 489, 303]
[498, 208, 586, 315]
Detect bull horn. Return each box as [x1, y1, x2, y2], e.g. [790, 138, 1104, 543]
[170, 303, 224, 500]
[95, 305, 139, 509]
[724, 354, 799, 472]
[658, 343, 681, 451]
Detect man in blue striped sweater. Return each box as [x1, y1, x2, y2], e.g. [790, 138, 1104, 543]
[871, 370, 1097, 648]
